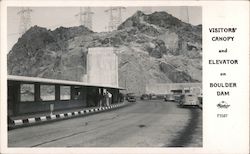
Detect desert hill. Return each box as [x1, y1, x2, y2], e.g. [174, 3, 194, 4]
[8, 11, 202, 94]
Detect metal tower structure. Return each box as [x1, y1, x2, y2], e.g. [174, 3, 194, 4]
[141, 7, 152, 14]
[75, 7, 94, 30]
[180, 6, 189, 23]
[17, 7, 33, 36]
[105, 7, 126, 31]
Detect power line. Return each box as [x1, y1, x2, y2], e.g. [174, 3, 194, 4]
[8, 18, 76, 37]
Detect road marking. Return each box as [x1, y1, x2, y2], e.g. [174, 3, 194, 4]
[14, 119, 23, 125]
[10, 102, 129, 127]
[40, 116, 47, 121]
[51, 115, 56, 119]
[28, 118, 36, 123]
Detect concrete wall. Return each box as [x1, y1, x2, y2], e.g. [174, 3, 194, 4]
[18, 100, 86, 115]
[87, 47, 118, 87]
[146, 83, 202, 95]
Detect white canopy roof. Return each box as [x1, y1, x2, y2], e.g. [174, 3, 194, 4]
[8, 75, 125, 90]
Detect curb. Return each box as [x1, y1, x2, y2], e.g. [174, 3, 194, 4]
[9, 102, 130, 129]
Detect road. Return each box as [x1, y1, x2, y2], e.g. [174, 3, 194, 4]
[8, 100, 202, 147]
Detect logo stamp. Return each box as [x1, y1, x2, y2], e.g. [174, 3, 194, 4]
[217, 101, 230, 109]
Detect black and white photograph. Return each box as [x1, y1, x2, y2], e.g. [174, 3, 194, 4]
[6, 6, 203, 148]
[1, 0, 250, 153]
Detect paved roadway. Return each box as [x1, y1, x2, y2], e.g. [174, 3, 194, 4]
[8, 100, 202, 147]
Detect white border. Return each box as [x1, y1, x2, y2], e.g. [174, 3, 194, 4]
[1, 0, 249, 154]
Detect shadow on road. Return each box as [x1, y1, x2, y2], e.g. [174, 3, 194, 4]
[165, 107, 202, 147]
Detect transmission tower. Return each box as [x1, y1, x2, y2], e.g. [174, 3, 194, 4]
[141, 7, 152, 14]
[105, 7, 126, 31]
[75, 7, 94, 30]
[180, 6, 189, 23]
[17, 7, 33, 36]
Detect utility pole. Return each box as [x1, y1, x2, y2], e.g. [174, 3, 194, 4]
[75, 7, 94, 30]
[141, 7, 152, 14]
[105, 7, 126, 31]
[17, 7, 33, 36]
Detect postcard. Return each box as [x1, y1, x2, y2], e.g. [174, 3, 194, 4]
[0, 0, 249, 154]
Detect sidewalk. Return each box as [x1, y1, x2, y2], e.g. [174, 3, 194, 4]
[8, 101, 131, 130]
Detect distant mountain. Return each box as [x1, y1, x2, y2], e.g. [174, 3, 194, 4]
[8, 11, 202, 95]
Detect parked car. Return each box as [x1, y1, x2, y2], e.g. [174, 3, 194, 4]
[140, 94, 149, 100]
[149, 93, 157, 100]
[164, 94, 175, 102]
[174, 94, 184, 103]
[126, 93, 136, 102]
[179, 93, 199, 107]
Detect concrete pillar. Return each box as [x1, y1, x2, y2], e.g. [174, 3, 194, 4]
[100, 88, 104, 107]
[13, 82, 20, 116]
[80, 86, 87, 107]
[70, 86, 75, 100]
[55, 85, 60, 101]
[87, 47, 118, 87]
[34, 83, 40, 102]
[113, 89, 118, 104]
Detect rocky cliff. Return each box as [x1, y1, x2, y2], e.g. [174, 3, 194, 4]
[8, 11, 202, 95]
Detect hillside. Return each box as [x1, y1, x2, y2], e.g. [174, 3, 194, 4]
[8, 11, 202, 95]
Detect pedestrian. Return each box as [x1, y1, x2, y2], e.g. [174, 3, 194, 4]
[98, 93, 104, 107]
[107, 91, 112, 105]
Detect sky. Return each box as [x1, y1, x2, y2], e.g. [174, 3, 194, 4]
[7, 6, 201, 51]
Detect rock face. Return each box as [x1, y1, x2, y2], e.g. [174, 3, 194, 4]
[8, 11, 202, 95]
[8, 25, 92, 81]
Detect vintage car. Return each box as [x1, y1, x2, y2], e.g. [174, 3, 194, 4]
[140, 94, 149, 100]
[174, 94, 184, 103]
[149, 93, 157, 100]
[179, 93, 199, 107]
[164, 94, 175, 102]
[126, 93, 136, 102]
